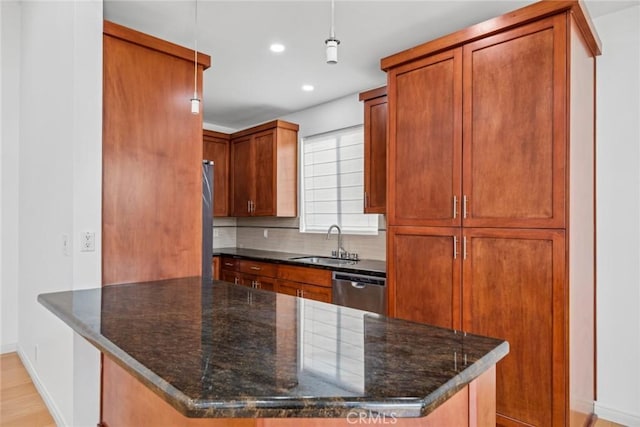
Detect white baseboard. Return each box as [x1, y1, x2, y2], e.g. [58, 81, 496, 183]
[596, 401, 640, 427]
[17, 346, 67, 427]
[1, 342, 17, 354]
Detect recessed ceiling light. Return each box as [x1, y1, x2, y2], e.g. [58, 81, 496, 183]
[270, 43, 285, 53]
[302, 85, 314, 92]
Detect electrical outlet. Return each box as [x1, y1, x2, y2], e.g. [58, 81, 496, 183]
[263, 229, 269, 239]
[81, 232, 96, 252]
[62, 234, 71, 256]
[213, 229, 219, 237]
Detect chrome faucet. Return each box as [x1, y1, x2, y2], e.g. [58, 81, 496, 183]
[326, 224, 346, 259]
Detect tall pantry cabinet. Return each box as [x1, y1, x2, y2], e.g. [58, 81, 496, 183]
[383, 2, 600, 426]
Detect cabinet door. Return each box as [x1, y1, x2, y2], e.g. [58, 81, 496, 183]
[387, 226, 461, 329]
[277, 280, 301, 298]
[254, 276, 277, 292]
[203, 132, 230, 217]
[364, 95, 387, 214]
[462, 228, 565, 427]
[388, 48, 462, 227]
[230, 136, 253, 217]
[212, 256, 220, 280]
[220, 269, 239, 285]
[253, 130, 275, 216]
[277, 280, 331, 303]
[462, 16, 566, 228]
[300, 283, 332, 303]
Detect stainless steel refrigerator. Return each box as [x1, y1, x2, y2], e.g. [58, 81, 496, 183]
[202, 160, 214, 279]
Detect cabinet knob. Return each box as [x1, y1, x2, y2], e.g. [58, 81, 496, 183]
[250, 266, 261, 271]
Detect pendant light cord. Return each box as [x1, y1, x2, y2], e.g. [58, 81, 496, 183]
[330, 0, 335, 38]
[193, 0, 198, 98]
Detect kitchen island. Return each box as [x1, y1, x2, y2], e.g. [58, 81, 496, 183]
[38, 277, 508, 426]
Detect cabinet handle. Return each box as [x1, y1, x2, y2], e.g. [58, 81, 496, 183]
[463, 195, 468, 219]
[453, 196, 458, 219]
[255, 282, 261, 289]
[224, 262, 234, 267]
[250, 266, 261, 271]
[463, 236, 468, 260]
[453, 236, 458, 259]
[247, 200, 251, 213]
[234, 277, 239, 285]
[251, 200, 255, 213]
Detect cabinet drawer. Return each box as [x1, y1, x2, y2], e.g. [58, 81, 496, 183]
[239, 260, 277, 277]
[277, 280, 332, 303]
[221, 257, 239, 271]
[277, 265, 331, 287]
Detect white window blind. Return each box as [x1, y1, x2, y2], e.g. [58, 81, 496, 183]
[300, 125, 378, 235]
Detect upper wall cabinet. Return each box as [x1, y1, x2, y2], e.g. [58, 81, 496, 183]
[230, 120, 298, 217]
[359, 87, 387, 214]
[203, 130, 230, 217]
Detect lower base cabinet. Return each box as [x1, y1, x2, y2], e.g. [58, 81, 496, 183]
[388, 226, 567, 426]
[219, 257, 332, 303]
[277, 280, 332, 303]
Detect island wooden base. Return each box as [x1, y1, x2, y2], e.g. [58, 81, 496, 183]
[101, 357, 496, 427]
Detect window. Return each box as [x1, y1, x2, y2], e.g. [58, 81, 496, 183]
[300, 125, 378, 235]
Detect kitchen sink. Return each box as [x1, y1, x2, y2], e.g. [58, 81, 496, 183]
[289, 256, 357, 267]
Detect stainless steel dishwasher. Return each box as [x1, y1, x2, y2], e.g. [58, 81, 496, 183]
[332, 271, 386, 314]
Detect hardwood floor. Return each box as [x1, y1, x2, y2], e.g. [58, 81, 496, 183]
[0, 352, 55, 427]
[0, 351, 627, 427]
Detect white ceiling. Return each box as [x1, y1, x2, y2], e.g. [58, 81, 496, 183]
[103, 0, 637, 130]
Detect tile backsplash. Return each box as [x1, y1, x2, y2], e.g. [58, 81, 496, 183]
[213, 216, 386, 261]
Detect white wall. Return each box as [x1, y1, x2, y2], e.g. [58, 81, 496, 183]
[14, 1, 102, 426]
[594, 5, 640, 425]
[0, 0, 20, 354]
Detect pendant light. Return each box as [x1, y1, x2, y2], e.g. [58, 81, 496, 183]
[190, 0, 201, 115]
[325, 0, 340, 64]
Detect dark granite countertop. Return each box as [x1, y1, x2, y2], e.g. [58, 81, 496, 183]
[213, 247, 386, 277]
[38, 277, 508, 418]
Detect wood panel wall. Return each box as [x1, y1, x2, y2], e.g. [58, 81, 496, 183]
[102, 21, 210, 285]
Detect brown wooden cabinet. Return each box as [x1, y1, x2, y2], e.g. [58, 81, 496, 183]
[230, 120, 298, 217]
[388, 48, 462, 227]
[219, 257, 332, 302]
[359, 86, 387, 214]
[387, 226, 461, 330]
[220, 258, 278, 291]
[461, 228, 565, 427]
[203, 130, 230, 217]
[383, 2, 599, 426]
[277, 280, 332, 303]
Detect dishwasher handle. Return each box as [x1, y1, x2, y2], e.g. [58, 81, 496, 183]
[351, 281, 367, 289]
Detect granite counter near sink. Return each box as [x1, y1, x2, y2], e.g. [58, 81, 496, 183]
[38, 277, 508, 426]
[213, 247, 386, 277]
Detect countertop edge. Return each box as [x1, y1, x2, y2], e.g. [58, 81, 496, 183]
[37, 283, 509, 419]
[37, 291, 197, 416]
